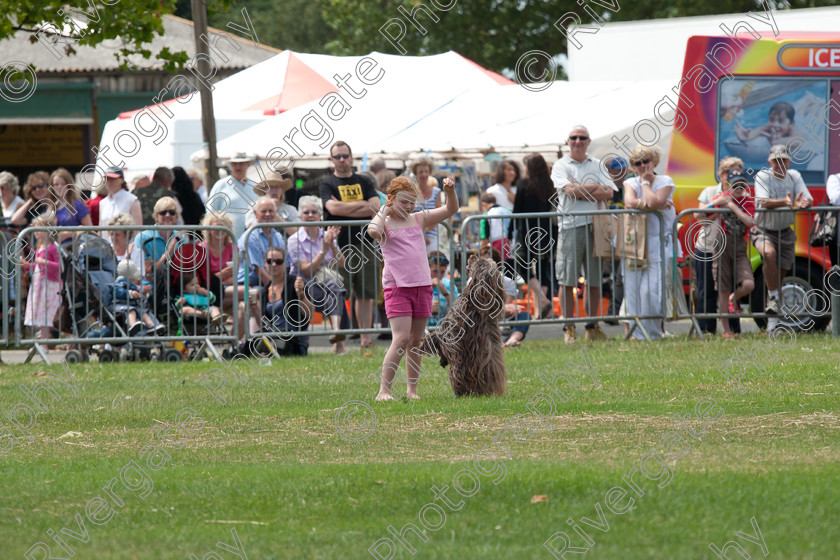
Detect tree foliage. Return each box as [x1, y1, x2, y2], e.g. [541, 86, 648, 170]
[5, 0, 232, 74]
[316, 0, 840, 79]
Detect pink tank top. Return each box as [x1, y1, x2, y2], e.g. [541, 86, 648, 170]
[380, 224, 432, 288]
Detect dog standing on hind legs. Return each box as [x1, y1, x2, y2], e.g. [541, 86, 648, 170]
[420, 255, 508, 396]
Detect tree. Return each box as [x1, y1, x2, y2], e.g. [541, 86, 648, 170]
[4, 0, 233, 75]
[318, 0, 840, 80]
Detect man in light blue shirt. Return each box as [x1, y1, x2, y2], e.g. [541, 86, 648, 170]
[237, 197, 286, 286]
[207, 152, 260, 238]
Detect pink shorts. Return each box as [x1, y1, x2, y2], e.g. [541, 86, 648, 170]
[383, 285, 434, 318]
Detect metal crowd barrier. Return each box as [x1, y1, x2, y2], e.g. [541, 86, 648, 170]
[674, 205, 839, 338]
[459, 208, 671, 341]
[241, 218, 456, 350]
[13, 224, 239, 364]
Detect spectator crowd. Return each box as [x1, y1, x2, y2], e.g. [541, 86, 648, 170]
[2, 130, 837, 357]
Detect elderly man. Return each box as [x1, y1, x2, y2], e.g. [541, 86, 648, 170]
[207, 152, 260, 238]
[751, 144, 812, 319]
[238, 196, 286, 287]
[319, 140, 380, 349]
[551, 125, 616, 343]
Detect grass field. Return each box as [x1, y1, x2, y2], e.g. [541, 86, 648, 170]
[1, 333, 839, 559]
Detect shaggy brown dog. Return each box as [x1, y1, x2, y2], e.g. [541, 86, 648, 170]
[420, 255, 508, 396]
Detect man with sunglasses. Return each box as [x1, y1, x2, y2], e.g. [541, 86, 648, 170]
[237, 196, 286, 288]
[319, 140, 381, 349]
[551, 125, 616, 343]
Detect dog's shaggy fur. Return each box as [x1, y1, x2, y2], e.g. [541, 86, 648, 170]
[420, 256, 508, 396]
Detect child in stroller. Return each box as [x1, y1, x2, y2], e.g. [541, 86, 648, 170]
[113, 260, 166, 337]
[175, 272, 224, 324]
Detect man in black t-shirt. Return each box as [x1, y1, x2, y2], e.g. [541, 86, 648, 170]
[319, 141, 381, 348]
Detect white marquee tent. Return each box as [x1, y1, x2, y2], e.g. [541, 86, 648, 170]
[198, 79, 676, 170]
[96, 50, 511, 179]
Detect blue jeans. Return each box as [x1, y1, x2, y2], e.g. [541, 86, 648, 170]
[511, 311, 530, 338]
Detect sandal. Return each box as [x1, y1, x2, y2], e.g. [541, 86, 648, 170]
[721, 332, 738, 340]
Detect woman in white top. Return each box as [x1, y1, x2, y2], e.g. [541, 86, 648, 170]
[486, 159, 521, 211]
[0, 171, 24, 220]
[98, 168, 143, 241]
[411, 158, 442, 254]
[623, 145, 676, 340]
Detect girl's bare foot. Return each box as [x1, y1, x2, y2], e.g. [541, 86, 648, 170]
[375, 392, 396, 402]
[333, 342, 346, 355]
[406, 392, 420, 400]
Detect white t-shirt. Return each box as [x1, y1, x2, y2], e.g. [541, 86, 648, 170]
[826, 173, 840, 205]
[551, 154, 614, 230]
[99, 189, 139, 241]
[624, 175, 676, 263]
[3, 196, 24, 219]
[695, 183, 723, 254]
[486, 184, 515, 211]
[753, 168, 811, 231]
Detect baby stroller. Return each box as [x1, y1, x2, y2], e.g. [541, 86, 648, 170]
[59, 234, 180, 362]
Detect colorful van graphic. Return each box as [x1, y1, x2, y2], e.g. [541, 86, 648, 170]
[667, 33, 839, 330]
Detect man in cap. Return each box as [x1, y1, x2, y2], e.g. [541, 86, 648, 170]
[98, 166, 143, 240]
[245, 170, 299, 235]
[751, 144, 812, 317]
[206, 152, 260, 238]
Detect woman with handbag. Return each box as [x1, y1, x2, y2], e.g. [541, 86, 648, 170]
[286, 195, 349, 354]
[622, 146, 676, 340]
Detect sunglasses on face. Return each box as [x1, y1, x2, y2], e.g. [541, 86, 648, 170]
[158, 209, 177, 217]
[32, 184, 47, 190]
[332, 153, 351, 160]
[569, 136, 589, 141]
[633, 159, 652, 167]
[266, 258, 285, 265]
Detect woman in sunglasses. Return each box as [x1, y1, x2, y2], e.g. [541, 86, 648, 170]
[260, 246, 313, 356]
[11, 171, 55, 227]
[622, 145, 676, 340]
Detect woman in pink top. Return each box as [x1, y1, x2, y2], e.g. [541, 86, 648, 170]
[368, 176, 459, 401]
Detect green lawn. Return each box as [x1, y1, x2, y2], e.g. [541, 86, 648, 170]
[1, 334, 838, 559]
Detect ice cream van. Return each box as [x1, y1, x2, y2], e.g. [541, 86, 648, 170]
[667, 32, 839, 331]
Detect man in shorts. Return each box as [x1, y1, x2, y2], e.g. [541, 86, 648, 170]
[319, 141, 381, 348]
[751, 144, 812, 317]
[551, 125, 616, 343]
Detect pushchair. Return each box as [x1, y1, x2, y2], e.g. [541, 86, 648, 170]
[58, 233, 180, 363]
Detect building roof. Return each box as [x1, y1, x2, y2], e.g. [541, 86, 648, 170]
[3, 14, 280, 74]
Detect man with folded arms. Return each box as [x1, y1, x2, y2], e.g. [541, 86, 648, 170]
[751, 144, 812, 326]
[551, 125, 616, 343]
